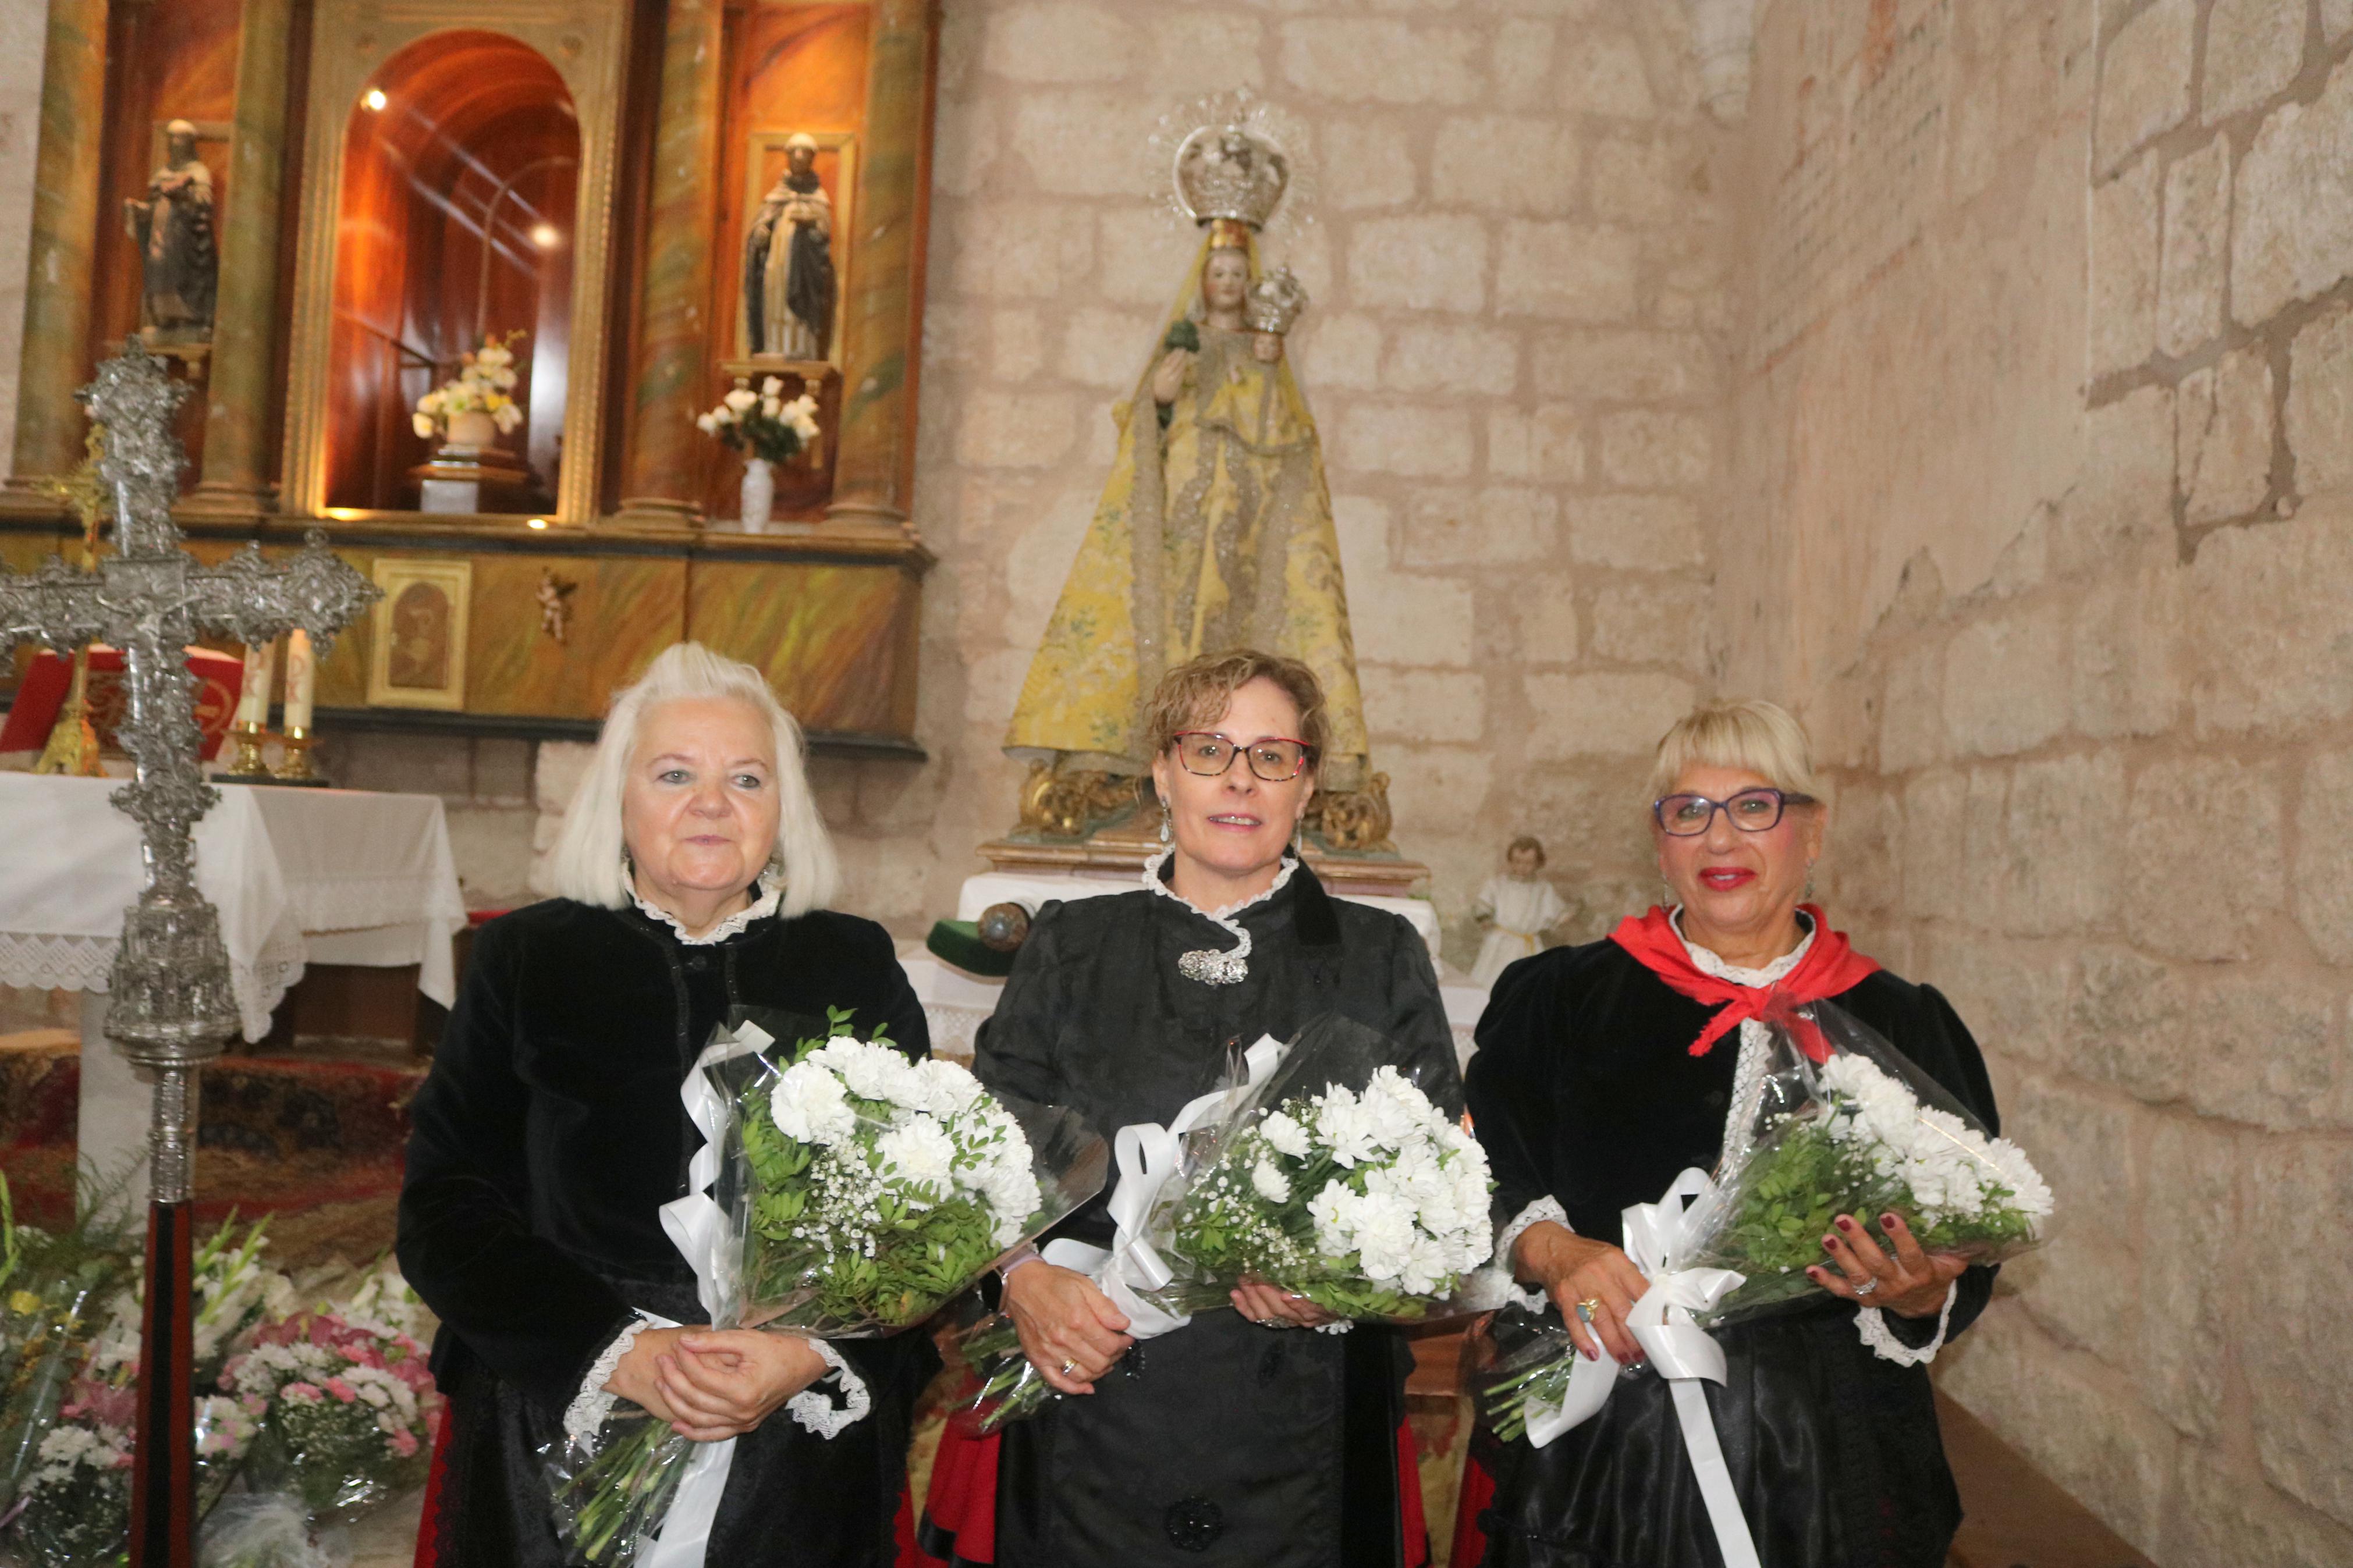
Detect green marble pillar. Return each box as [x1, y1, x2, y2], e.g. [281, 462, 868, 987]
[8, 0, 109, 488]
[187, 0, 295, 515]
[826, 0, 935, 530]
[615, 0, 726, 528]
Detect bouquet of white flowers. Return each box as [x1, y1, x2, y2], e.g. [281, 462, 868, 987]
[695, 376, 821, 466]
[546, 1007, 1104, 1566]
[960, 1015, 1492, 1434]
[411, 334, 526, 440]
[1483, 998, 2053, 1449]
[1677, 998, 2052, 1325]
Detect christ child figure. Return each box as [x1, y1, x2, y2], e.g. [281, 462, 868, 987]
[1471, 835, 1568, 987]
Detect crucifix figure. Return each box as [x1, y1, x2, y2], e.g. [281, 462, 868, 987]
[0, 341, 379, 1567]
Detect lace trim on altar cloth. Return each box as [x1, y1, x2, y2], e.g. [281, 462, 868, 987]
[624, 869, 780, 946]
[1142, 849, 1298, 985]
[1495, 1196, 1568, 1314]
[565, 1317, 651, 1445]
[789, 1340, 871, 1438]
[0, 926, 306, 1043]
[1855, 1279, 1957, 1366]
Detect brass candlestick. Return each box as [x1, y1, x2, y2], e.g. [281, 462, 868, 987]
[220, 718, 272, 781]
[270, 724, 324, 785]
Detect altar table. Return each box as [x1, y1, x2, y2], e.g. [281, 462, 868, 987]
[0, 774, 467, 1204]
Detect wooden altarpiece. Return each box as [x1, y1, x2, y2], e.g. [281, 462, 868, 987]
[2, 0, 940, 758]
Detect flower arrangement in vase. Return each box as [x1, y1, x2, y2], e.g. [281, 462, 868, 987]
[412, 332, 527, 451]
[697, 376, 821, 533]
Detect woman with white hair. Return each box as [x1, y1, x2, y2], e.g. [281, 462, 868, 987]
[399, 643, 932, 1567]
[1454, 699, 2000, 1568]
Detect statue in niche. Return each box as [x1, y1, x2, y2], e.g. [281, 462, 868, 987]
[124, 119, 217, 339]
[1006, 110, 1384, 845]
[743, 133, 835, 361]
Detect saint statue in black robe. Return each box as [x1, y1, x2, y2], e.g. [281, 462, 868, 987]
[743, 134, 836, 361]
[124, 119, 216, 338]
[922, 855, 1460, 1568]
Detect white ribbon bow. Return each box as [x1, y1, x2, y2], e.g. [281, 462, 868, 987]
[1040, 1034, 1286, 1342]
[1519, 1168, 1758, 1568]
[619, 1025, 769, 1568]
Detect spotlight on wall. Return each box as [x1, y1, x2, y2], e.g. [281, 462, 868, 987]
[526, 518, 549, 530]
[362, 88, 388, 112]
[529, 223, 562, 250]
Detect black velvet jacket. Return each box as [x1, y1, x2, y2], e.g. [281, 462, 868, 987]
[1462, 938, 2000, 1568]
[964, 859, 1460, 1568]
[398, 895, 936, 1568]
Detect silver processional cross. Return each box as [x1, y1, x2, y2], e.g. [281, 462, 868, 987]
[0, 342, 380, 1567]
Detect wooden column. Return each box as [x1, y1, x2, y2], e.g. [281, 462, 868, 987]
[826, 0, 936, 531]
[7, 0, 111, 488]
[615, 0, 726, 529]
[186, 0, 296, 515]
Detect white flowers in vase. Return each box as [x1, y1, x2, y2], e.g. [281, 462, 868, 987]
[697, 376, 821, 465]
[412, 333, 527, 442]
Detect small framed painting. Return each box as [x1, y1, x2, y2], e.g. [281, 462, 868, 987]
[366, 557, 473, 710]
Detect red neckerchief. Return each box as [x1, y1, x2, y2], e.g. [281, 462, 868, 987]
[1607, 904, 1880, 1059]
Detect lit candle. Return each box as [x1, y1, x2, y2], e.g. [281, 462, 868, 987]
[235, 637, 276, 726]
[283, 630, 315, 733]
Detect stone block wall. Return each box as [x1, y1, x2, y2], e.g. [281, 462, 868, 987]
[1724, 2, 2353, 1560]
[901, 0, 1733, 961]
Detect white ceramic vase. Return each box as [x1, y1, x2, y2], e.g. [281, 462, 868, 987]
[443, 407, 500, 451]
[740, 457, 774, 534]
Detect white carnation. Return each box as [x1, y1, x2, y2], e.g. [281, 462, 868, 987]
[1308, 1181, 1358, 1256]
[1260, 1110, 1311, 1159]
[1251, 1158, 1292, 1204]
[875, 1116, 957, 1197]
[771, 1059, 857, 1146]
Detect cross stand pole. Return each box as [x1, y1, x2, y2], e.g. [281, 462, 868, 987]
[0, 340, 379, 1566]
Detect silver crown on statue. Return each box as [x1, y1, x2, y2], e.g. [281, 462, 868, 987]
[1150, 90, 1314, 237]
[1244, 268, 1309, 335]
[1175, 123, 1289, 229]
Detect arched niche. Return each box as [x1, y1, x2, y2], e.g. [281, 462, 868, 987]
[324, 33, 579, 514]
[282, 3, 625, 525]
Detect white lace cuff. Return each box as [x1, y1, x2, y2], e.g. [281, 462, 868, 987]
[1495, 1197, 1569, 1314]
[1855, 1281, 1958, 1366]
[565, 1316, 651, 1446]
[787, 1340, 871, 1438]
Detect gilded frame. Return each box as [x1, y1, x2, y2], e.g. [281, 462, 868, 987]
[279, 0, 628, 527]
[366, 557, 474, 709]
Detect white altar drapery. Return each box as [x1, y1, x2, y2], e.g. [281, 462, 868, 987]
[0, 774, 469, 1040]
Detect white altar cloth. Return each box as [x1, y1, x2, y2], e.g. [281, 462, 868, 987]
[0, 774, 469, 1040]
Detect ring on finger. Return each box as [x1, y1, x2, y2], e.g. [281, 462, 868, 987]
[1575, 1297, 1603, 1325]
[1059, 1357, 1078, 1375]
[1851, 1277, 1880, 1297]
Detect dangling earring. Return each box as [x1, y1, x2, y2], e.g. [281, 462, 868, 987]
[1157, 798, 1172, 847]
[1803, 860, 1818, 902]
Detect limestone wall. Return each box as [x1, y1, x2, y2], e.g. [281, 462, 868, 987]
[1722, 1, 2353, 1560]
[876, 0, 1734, 958]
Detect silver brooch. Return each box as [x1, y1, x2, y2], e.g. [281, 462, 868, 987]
[1179, 948, 1248, 986]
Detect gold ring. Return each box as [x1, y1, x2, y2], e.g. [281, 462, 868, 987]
[1058, 1357, 1078, 1375]
[1575, 1297, 1603, 1324]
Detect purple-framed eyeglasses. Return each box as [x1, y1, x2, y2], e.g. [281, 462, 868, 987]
[1652, 787, 1815, 837]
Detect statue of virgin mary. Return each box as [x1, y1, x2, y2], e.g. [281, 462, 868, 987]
[1004, 121, 1378, 837]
